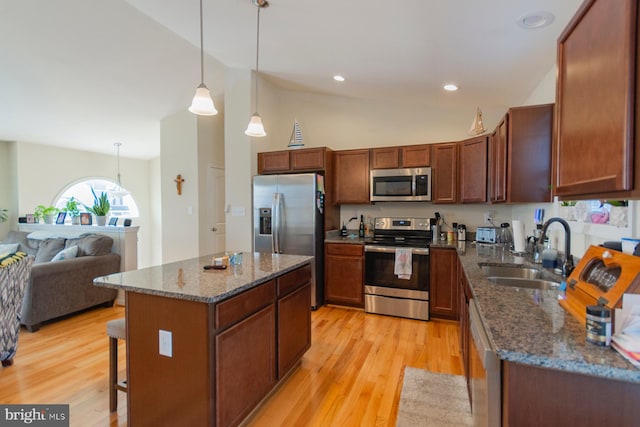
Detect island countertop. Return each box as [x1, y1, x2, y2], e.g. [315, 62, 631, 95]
[94, 252, 313, 303]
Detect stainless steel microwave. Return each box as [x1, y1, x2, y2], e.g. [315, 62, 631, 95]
[370, 167, 432, 202]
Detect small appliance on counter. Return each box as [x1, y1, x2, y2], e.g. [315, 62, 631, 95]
[476, 226, 499, 244]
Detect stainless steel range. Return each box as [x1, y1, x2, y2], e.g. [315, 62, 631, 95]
[364, 217, 430, 321]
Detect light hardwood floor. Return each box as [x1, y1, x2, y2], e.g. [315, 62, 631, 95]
[0, 305, 462, 427]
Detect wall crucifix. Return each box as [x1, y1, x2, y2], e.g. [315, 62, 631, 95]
[174, 174, 185, 195]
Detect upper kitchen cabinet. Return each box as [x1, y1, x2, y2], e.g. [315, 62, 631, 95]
[370, 144, 431, 169]
[258, 147, 332, 174]
[490, 104, 553, 203]
[432, 142, 458, 203]
[459, 136, 488, 203]
[334, 149, 371, 204]
[554, 0, 640, 199]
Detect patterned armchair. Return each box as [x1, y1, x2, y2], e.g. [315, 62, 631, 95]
[1, 253, 34, 367]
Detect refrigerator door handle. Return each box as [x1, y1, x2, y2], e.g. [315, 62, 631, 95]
[273, 193, 282, 253]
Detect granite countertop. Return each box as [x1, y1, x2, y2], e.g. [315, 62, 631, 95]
[454, 242, 640, 384]
[94, 252, 313, 303]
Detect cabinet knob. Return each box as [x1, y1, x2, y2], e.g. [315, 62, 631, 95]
[211, 227, 218, 232]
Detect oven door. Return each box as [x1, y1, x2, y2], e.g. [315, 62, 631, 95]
[364, 245, 429, 291]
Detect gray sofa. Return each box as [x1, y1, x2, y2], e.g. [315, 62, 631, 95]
[2, 231, 121, 332]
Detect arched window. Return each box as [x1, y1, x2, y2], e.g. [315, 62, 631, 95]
[54, 178, 139, 222]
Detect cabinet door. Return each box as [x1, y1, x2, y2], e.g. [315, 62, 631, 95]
[325, 244, 364, 307]
[555, 0, 636, 198]
[459, 136, 488, 203]
[291, 148, 326, 171]
[258, 151, 290, 174]
[216, 305, 276, 427]
[458, 259, 471, 402]
[490, 119, 507, 203]
[334, 149, 370, 204]
[278, 282, 311, 378]
[371, 147, 400, 169]
[432, 143, 458, 203]
[429, 248, 458, 319]
[401, 144, 431, 167]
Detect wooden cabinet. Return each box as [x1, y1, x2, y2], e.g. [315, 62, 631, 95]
[370, 144, 431, 169]
[489, 104, 553, 203]
[276, 264, 312, 378]
[431, 143, 458, 204]
[490, 119, 507, 203]
[554, 0, 639, 199]
[215, 304, 276, 427]
[258, 147, 331, 174]
[458, 258, 471, 402]
[371, 147, 400, 169]
[401, 144, 431, 167]
[459, 136, 488, 203]
[324, 243, 364, 307]
[334, 149, 370, 204]
[503, 361, 640, 426]
[429, 247, 458, 320]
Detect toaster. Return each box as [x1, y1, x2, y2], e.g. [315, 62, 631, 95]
[476, 227, 499, 244]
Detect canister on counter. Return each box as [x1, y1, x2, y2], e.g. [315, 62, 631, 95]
[586, 305, 611, 346]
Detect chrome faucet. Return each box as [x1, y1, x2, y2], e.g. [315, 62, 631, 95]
[540, 217, 574, 277]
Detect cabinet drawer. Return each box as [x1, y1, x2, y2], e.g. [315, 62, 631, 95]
[277, 264, 312, 296]
[215, 280, 275, 330]
[326, 243, 363, 257]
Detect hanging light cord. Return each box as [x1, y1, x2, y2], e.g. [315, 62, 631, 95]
[254, 5, 261, 112]
[198, 0, 205, 85]
[115, 143, 122, 188]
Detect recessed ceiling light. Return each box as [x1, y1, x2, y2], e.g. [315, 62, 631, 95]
[333, 75, 345, 82]
[443, 84, 459, 92]
[517, 11, 555, 29]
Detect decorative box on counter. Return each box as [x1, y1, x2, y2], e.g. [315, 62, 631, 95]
[560, 245, 640, 328]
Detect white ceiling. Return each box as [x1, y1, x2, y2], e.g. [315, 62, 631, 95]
[0, 0, 583, 160]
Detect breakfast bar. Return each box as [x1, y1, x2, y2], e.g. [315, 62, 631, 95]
[94, 252, 313, 427]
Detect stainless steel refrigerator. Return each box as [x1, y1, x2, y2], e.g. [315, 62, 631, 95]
[253, 173, 324, 309]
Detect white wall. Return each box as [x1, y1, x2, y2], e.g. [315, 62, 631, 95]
[148, 156, 163, 266]
[0, 141, 16, 238]
[11, 141, 154, 268]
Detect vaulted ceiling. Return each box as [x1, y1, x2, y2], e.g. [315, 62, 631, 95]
[0, 0, 583, 159]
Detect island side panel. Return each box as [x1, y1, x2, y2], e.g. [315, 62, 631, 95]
[126, 292, 214, 427]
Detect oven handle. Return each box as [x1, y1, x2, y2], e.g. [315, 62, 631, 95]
[364, 245, 429, 255]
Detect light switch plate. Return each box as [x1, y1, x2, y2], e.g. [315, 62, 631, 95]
[159, 329, 172, 357]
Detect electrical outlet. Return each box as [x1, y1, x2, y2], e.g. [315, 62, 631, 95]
[159, 329, 172, 357]
[484, 212, 493, 224]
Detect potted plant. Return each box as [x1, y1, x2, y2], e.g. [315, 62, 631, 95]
[34, 205, 59, 224]
[63, 197, 82, 225]
[0, 208, 7, 223]
[86, 189, 110, 226]
[559, 201, 576, 221]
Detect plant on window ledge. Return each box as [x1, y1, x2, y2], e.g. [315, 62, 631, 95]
[34, 205, 59, 224]
[85, 189, 110, 226]
[62, 197, 82, 225]
[0, 208, 7, 223]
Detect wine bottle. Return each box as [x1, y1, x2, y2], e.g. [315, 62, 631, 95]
[359, 215, 365, 238]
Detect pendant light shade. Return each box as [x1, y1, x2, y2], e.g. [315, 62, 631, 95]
[468, 107, 486, 136]
[190, 0, 218, 116]
[245, 113, 267, 137]
[245, 1, 268, 137]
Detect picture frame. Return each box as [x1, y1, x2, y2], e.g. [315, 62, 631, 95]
[26, 214, 35, 224]
[80, 212, 92, 225]
[55, 212, 66, 225]
[108, 217, 118, 226]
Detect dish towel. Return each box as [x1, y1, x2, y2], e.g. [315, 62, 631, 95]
[394, 248, 412, 280]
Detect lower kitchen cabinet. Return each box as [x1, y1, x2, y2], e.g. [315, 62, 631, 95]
[429, 247, 458, 320]
[324, 243, 364, 307]
[458, 258, 471, 402]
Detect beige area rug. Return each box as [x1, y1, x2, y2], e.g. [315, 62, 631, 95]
[396, 367, 473, 427]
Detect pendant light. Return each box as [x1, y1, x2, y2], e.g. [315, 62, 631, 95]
[109, 143, 128, 198]
[468, 107, 486, 136]
[245, 0, 268, 137]
[189, 0, 218, 116]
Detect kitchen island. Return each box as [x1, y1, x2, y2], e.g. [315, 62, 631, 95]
[94, 252, 313, 427]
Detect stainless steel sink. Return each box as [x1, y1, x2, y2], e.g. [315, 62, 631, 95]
[480, 265, 541, 279]
[485, 277, 561, 290]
